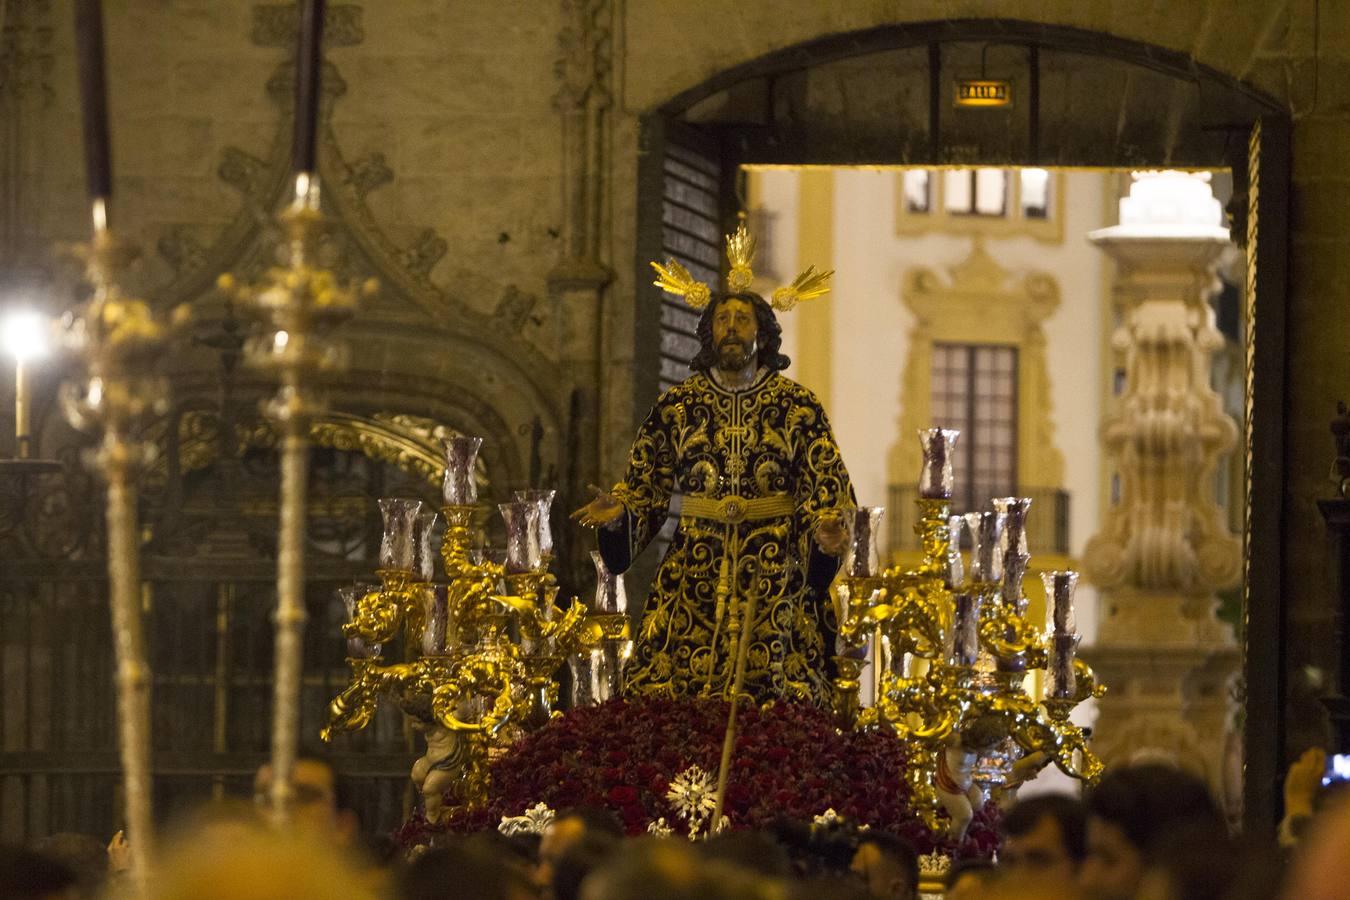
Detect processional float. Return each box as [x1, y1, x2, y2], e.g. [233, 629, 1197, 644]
[323, 426, 1104, 835]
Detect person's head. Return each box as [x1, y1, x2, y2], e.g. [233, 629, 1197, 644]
[1134, 822, 1281, 900]
[151, 824, 376, 900]
[536, 807, 624, 890]
[253, 754, 358, 847]
[850, 832, 918, 900]
[399, 838, 534, 900]
[580, 838, 749, 900]
[945, 857, 996, 900]
[690, 292, 789, 375]
[27, 834, 107, 899]
[701, 830, 791, 880]
[1079, 764, 1223, 900]
[1001, 793, 1087, 883]
[551, 830, 621, 900]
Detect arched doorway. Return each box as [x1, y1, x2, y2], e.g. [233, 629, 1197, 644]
[632, 20, 1288, 832]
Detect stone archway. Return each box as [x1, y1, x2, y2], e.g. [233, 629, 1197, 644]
[629, 18, 1288, 831]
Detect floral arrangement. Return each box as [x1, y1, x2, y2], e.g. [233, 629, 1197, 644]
[396, 696, 1000, 857]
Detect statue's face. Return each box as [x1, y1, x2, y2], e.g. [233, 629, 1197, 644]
[711, 298, 758, 371]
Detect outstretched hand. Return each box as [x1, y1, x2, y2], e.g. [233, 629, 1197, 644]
[814, 513, 848, 556]
[570, 484, 625, 529]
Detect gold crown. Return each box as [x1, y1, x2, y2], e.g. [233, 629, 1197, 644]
[651, 220, 833, 313]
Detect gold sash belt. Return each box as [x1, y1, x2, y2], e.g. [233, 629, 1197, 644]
[680, 494, 795, 525]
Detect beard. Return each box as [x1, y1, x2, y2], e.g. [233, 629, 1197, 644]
[717, 339, 754, 370]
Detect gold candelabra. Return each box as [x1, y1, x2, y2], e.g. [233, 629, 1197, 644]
[59, 200, 189, 890]
[840, 428, 1105, 835]
[323, 441, 608, 820]
[218, 173, 373, 821]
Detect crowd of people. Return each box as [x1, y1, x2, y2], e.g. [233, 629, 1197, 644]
[2, 754, 1348, 899]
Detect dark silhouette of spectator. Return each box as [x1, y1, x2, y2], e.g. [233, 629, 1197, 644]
[1079, 764, 1224, 900]
[1001, 793, 1087, 884]
[701, 830, 792, 880]
[398, 837, 533, 900]
[28, 834, 107, 899]
[536, 806, 624, 891]
[946, 857, 996, 899]
[850, 831, 918, 899]
[0, 845, 78, 900]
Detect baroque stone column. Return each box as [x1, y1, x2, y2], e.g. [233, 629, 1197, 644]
[1082, 172, 1243, 804]
[550, 0, 613, 586]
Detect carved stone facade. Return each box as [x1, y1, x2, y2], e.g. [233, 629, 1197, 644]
[1083, 173, 1243, 807]
[892, 240, 1065, 497]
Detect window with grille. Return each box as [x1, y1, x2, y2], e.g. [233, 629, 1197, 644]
[931, 343, 1018, 512]
[658, 143, 721, 391]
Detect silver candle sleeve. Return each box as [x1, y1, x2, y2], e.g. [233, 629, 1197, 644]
[514, 489, 557, 560]
[568, 642, 631, 707]
[951, 592, 983, 666]
[413, 511, 440, 582]
[992, 497, 1032, 611]
[338, 584, 381, 658]
[420, 584, 452, 657]
[499, 500, 543, 574]
[918, 428, 960, 500]
[1046, 633, 1081, 699]
[590, 551, 628, 614]
[944, 515, 965, 589]
[1041, 570, 1079, 635]
[846, 506, 886, 578]
[378, 498, 423, 571]
[964, 510, 1005, 584]
[441, 435, 483, 505]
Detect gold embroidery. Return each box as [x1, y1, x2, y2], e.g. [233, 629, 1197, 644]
[615, 371, 854, 706]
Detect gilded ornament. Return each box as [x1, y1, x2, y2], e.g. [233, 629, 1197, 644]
[650, 220, 833, 312]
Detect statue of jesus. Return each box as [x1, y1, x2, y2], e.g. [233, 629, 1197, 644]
[573, 228, 854, 706]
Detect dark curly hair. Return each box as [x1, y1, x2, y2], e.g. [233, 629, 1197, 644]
[689, 291, 791, 374]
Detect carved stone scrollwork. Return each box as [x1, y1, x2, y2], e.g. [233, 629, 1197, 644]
[153, 408, 483, 493]
[1083, 231, 1242, 598]
[250, 4, 365, 48]
[218, 146, 271, 199]
[555, 0, 613, 111]
[0, 0, 54, 103]
[493, 285, 539, 334]
[399, 229, 448, 280]
[344, 152, 393, 198]
[156, 226, 209, 276]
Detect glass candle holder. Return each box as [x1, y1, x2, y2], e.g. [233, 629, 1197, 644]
[590, 551, 628, 614]
[514, 489, 557, 560]
[378, 498, 423, 571]
[441, 435, 483, 505]
[918, 428, 960, 499]
[944, 515, 965, 589]
[413, 511, 440, 582]
[499, 500, 543, 574]
[964, 510, 1005, 583]
[1041, 570, 1079, 635]
[568, 642, 631, 708]
[846, 506, 886, 577]
[338, 584, 381, 658]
